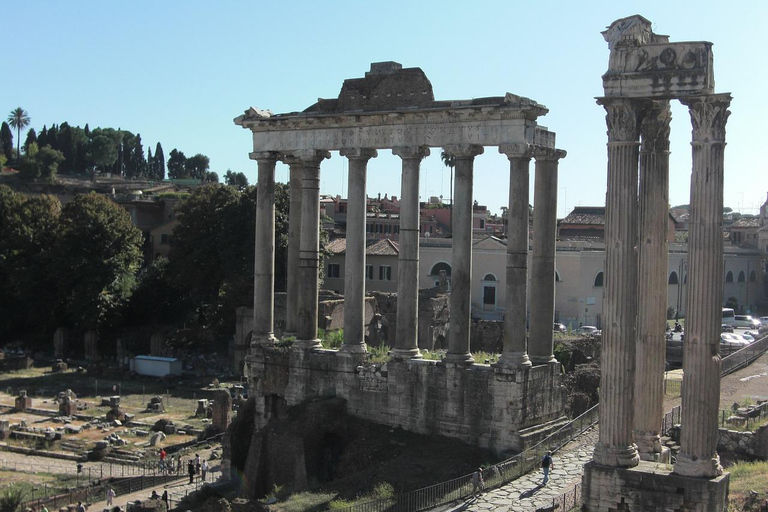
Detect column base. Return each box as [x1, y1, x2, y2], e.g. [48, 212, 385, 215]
[529, 354, 558, 366]
[634, 431, 670, 463]
[390, 348, 422, 361]
[674, 452, 723, 478]
[592, 442, 640, 468]
[282, 331, 297, 339]
[338, 343, 367, 355]
[293, 338, 322, 350]
[494, 351, 532, 369]
[251, 334, 277, 346]
[442, 352, 474, 366]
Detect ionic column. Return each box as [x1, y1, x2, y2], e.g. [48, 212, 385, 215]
[251, 152, 279, 345]
[592, 98, 643, 468]
[391, 146, 429, 360]
[282, 156, 304, 338]
[675, 94, 731, 479]
[294, 150, 330, 349]
[528, 147, 566, 365]
[634, 102, 672, 461]
[339, 148, 377, 355]
[444, 144, 484, 365]
[496, 143, 533, 369]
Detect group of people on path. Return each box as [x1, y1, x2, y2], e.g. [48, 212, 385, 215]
[470, 450, 555, 497]
[156, 450, 209, 483]
[186, 453, 208, 483]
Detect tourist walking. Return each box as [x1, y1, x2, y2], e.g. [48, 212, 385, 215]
[471, 468, 484, 495]
[106, 487, 116, 506]
[159, 448, 167, 471]
[188, 459, 195, 484]
[541, 451, 554, 485]
[195, 453, 201, 476]
[161, 490, 169, 510]
[76, 501, 85, 512]
[176, 456, 183, 474]
[201, 459, 208, 482]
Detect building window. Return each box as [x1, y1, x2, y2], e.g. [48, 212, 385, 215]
[379, 266, 392, 281]
[328, 263, 340, 278]
[366, 265, 374, 280]
[668, 271, 679, 285]
[480, 219, 485, 229]
[555, 271, 562, 282]
[430, 262, 452, 277]
[395, 226, 400, 234]
[738, 271, 746, 283]
[483, 273, 496, 282]
[725, 270, 734, 283]
[483, 285, 496, 306]
[160, 234, 172, 245]
[594, 271, 604, 287]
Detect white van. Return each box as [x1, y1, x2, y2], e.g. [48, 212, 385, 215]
[722, 308, 735, 326]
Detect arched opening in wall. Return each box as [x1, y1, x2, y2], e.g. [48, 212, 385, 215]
[749, 271, 757, 282]
[433, 334, 447, 350]
[594, 271, 604, 287]
[738, 271, 746, 283]
[668, 271, 679, 285]
[430, 261, 452, 288]
[725, 271, 734, 283]
[482, 273, 497, 311]
[317, 432, 344, 483]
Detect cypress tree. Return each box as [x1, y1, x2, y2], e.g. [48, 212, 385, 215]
[47, 124, 59, 151]
[59, 123, 74, 174]
[154, 142, 165, 180]
[23, 128, 37, 153]
[38, 126, 48, 148]
[1, 122, 13, 161]
[147, 147, 154, 179]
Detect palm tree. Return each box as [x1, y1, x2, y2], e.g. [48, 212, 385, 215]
[7, 107, 31, 163]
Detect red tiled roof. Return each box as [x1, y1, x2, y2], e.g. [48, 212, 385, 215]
[731, 217, 760, 229]
[326, 237, 399, 256]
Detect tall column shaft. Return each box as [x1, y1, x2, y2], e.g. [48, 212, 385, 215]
[295, 150, 330, 349]
[283, 159, 304, 337]
[392, 146, 429, 359]
[444, 144, 484, 364]
[251, 152, 279, 345]
[340, 149, 377, 354]
[528, 148, 565, 365]
[634, 103, 671, 460]
[675, 94, 731, 478]
[593, 98, 643, 468]
[497, 144, 533, 369]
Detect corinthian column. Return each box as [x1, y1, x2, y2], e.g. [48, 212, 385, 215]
[592, 98, 644, 468]
[294, 150, 330, 349]
[281, 156, 304, 338]
[251, 152, 279, 345]
[339, 148, 377, 355]
[391, 146, 430, 360]
[528, 147, 566, 365]
[496, 143, 533, 369]
[634, 102, 672, 461]
[443, 144, 484, 365]
[675, 94, 731, 479]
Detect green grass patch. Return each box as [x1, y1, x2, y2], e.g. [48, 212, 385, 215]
[328, 482, 394, 510]
[367, 344, 391, 363]
[727, 460, 768, 511]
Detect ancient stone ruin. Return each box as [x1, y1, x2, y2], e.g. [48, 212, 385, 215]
[14, 389, 31, 412]
[581, 15, 731, 511]
[233, 61, 568, 496]
[53, 327, 67, 359]
[84, 330, 99, 361]
[57, 389, 77, 416]
[212, 390, 232, 432]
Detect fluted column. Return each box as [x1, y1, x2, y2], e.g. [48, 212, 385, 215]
[528, 147, 566, 365]
[444, 144, 484, 365]
[251, 152, 279, 346]
[391, 146, 430, 360]
[675, 94, 731, 479]
[294, 150, 331, 349]
[339, 148, 377, 354]
[282, 157, 304, 338]
[593, 98, 644, 468]
[634, 102, 672, 461]
[496, 143, 533, 369]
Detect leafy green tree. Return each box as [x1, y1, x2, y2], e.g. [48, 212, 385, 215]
[224, 170, 249, 189]
[185, 153, 210, 180]
[47, 124, 59, 151]
[154, 142, 165, 180]
[88, 134, 118, 172]
[19, 143, 65, 180]
[204, 171, 219, 183]
[0, 122, 13, 161]
[167, 148, 187, 178]
[7, 108, 30, 162]
[55, 193, 143, 329]
[23, 128, 36, 153]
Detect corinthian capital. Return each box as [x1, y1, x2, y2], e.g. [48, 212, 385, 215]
[443, 144, 484, 160]
[290, 150, 331, 166]
[498, 143, 533, 160]
[392, 146, 430, 160]
[249, 151, 280, 163]
[640, 102, 672, 152]
[532, 147, 567, 162]
[598, 98, 646, 143]
[339, 148, 378, 161]
[680, 93, 732, 143]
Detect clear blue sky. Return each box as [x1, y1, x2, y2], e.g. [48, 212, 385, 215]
[4, 1, 766, 216]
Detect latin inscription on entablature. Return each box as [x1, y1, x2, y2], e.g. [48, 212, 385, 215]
[603, 42, 714, 98]
[251, 118, 545, 152]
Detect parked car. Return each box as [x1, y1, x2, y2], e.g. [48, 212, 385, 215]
[576, 326, 601, 336]
[553, 323, 566, 333]
[740, 333, 755, 343]
[733, 315, 761, 329]
[721, 324, 734, 333]
[759, 316, 768, 325]
[720, 333, 751, 355]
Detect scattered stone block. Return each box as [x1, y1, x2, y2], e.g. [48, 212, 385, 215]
[148, 432, 166, 446]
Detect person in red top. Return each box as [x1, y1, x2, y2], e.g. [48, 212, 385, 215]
[159, 448, 167, 470]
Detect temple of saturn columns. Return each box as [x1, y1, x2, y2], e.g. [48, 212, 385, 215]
[581, 16, 730, 511]
[233, 62, 568, 473]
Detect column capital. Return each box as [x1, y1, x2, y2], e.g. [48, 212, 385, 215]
[532, 147, 567, 161]
[443, 144, 484, 159]
[340, 148, 378, 160]
[249, 151, 280, 162]
[392, 146, 430, 160]
[597, 97, 649, 143]
[287, 150, 331, 166]
[680, 93, 732, 143]
[640, 102, 672, 152]
[498, 143, 533, 159]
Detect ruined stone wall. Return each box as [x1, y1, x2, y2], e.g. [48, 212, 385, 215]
[246, 346, 566, 455]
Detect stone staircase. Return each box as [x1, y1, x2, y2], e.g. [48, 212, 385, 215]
[59, 438, 87, 454]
